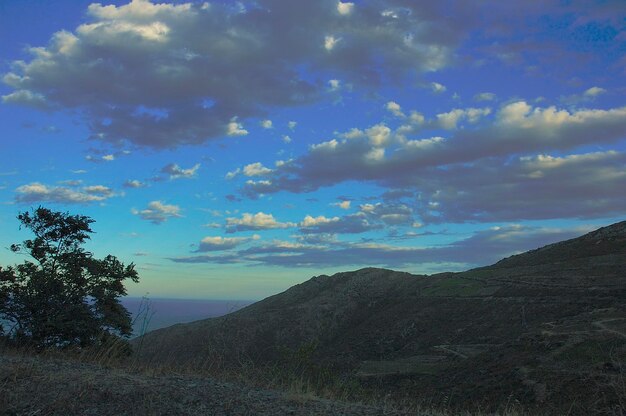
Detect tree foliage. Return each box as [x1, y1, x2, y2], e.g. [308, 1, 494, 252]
[0, 207, 139, 349]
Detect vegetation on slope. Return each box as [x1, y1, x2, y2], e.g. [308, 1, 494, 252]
[135, 221, 626, 415]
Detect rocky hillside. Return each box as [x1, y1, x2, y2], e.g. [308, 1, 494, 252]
[135, 221, 626, 415]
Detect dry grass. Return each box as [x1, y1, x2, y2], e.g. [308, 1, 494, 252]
[4, 336, 624, 415]
[0, 341, 547, 416]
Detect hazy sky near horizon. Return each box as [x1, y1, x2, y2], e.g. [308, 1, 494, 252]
[1, 0, 625, 299]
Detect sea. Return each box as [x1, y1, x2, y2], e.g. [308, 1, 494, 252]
[121, 297, 255, 338]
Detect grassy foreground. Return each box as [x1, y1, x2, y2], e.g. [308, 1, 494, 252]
[0, 343, 553, 416]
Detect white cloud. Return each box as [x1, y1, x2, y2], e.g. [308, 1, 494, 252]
[430, 82, 447, 93]
[299, 213, 379, 234]
[124, 179, 146, 188]
[226, 118, 248, 137]
[225, 168, 241, 180]
[282, 135, 292, 143]
[583, 86, 606, 97]
[132, 201, 182, 224]
[385, 101, 405, 118]
[366, 124, 391, 146]
[197, 235, 260, 252]
[337, 1, 355, 15]
[243, 162, 272, 177]
[328, 79, 341, 91]
[301, 215, 339, 227]
[15, 182, 115, 204]
[1, 90, 50, 110]
[324, 35, 340, 51]
[436, 107, 491, 129]
[332, 200, 351, 209]
[260, 119, 273, 129]
[161, 163, 201, 179]
[288, 121, 297, 130]
[226, 212, 295, 232]
[102, 154, 115, 162]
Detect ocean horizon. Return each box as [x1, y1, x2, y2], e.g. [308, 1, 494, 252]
[122, 297, 256, 337]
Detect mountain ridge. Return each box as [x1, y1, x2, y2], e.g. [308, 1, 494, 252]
[135, 221, 626, 414]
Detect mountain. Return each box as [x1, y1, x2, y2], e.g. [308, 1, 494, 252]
[134, 222, 626, 415]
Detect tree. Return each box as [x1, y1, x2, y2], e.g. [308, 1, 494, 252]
[0, 207, 139, 349]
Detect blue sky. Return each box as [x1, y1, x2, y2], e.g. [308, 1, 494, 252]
[1, 0, 625, 299]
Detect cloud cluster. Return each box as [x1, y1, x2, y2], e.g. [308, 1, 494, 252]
[15, 182, 116, 204]
[299, 213, 380, 234]
[3, 0, 464, 148]
[238, 101, 626, 222]
[217, 202, 418, 236]
[172, 224, 588, 269]
[124, 179, 147, 188]
[225, 212, 295, 233]
[161, 163, 200, 179]
[196, 234, 260, 252]
[132, 200, 182, 224]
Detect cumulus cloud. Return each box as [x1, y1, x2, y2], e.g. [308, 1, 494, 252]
[435, 107, 491, 129]
[2, 0, 460, 148]
[332, 200, 351, 209]
[161, 163, 200, 179]
[15, 182, 115, 204]
[328, 79, 341, 91]
[260, 119, 273, 129]
[124, 179, 147, 188]
[196, 235, 260, 252]
[430, 82, 447, 93]
[2, 90, 51, 110]
[132, 200, 182, 224]
[385, 101, 405, 118]
[337, 1, 354, 16]
[324, 35, 340, 51]
[236, 102, 626, 222]
[243, 162, 272, 177]
[225, 212, 295, 233]
[359, 203, 414, 225]
[226, 118, 249, 137]
[417, 150, 626, 223]
[299, 213, 380, 234]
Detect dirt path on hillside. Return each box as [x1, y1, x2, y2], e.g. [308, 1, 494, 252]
[592, 318, 626, 339]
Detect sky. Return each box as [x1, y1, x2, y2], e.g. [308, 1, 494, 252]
[0, 0, 625, 300]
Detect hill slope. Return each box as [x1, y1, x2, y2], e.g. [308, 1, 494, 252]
[0, 353, 412, 415]
[135, 221, 626, 415]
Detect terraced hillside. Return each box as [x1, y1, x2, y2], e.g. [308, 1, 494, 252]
[135, 221, 626, 415]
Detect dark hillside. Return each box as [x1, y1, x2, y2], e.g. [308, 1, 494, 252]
[135, 222, 626, 415]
